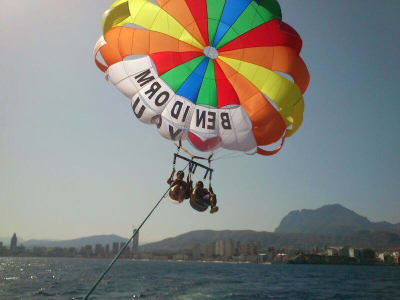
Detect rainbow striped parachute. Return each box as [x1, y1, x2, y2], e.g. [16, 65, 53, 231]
[94, 0, 309, 156]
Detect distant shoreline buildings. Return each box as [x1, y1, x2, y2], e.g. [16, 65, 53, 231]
[1, 233, 399, 266]
[0, 231, 141, 260]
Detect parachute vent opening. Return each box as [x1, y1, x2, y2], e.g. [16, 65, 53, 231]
[203, 46, 219, 60]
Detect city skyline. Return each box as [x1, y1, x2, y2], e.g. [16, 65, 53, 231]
[1, 0, 400, 242]
[1, 233, 398, 266]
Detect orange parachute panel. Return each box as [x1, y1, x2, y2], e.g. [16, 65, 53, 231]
[100, 27, 202, 68]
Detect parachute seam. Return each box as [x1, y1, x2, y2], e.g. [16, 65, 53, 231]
[130, 26, 135, 58]
[184, 99, 196, 140]
[193, 58, 209, 105]
[229, 109, 240, 151]
[196, 60, 218, 108]
[167, 56, 205, 95]
[176, 56, 207, 101]
[117, 26, 124, 62]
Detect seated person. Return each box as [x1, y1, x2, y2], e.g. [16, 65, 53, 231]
[190, 181, 219, 214]
[167, 169, 192, 203]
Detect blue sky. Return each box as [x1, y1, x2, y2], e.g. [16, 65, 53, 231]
[1, 0, 399, 243]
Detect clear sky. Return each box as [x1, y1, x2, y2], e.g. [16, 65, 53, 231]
[1, 0, 399, 243]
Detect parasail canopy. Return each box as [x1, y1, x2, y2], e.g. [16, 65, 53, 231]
[94, 0, 309, 156]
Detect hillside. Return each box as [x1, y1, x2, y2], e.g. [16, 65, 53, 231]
[21, 235, 128, 248]
[275, 204, 400, 235]
[141, 229, 400, 251]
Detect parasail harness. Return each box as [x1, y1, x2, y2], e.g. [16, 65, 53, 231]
[173, 140, 214, 190]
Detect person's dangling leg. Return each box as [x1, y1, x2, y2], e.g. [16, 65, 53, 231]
[209, 193, 219, 214]
[169, 185, 179, 201]
[177, 186, 186, 203]
[203, 194, 211, 206]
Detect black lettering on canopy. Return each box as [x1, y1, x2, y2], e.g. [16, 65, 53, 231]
[171, 101, 183, 120]
[151, 115, 162, 129]
[182, 105, 190, 123]
[169, 125, 182, 140]
[220, 112, 232, 130]
[132, 98, 146, 119]
[207, 111, 216, 130]
[196, 109, 206, 129]
[155, 91, 169, 107]
[144, 81, 161, 99]
[134, 69, 155, 87]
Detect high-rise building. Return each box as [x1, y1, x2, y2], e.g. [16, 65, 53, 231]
[95, 244, 105, 257]
[256, 241, 262, 253]
[10, 233, 17, 250]
[105, 244, 110, 257]
[206, 242, 215, 258]
[235, 241, 240, 256]
[122, 246, 131, 258]
[81, 245, 93, 257]
[199, 243, 207, 257]
[0, 242, 4, 256]
[132, 228, 139, 256]
[216, 240, 225, 257]
[112, 242, 119, 254]
[248, 241, 256, 255]
[225, 239, 234, 258]
[239, 242, 248, 255]
[192, 243, 201, 260]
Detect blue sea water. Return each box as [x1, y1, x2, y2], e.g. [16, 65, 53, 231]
[0, 257, 399, 299]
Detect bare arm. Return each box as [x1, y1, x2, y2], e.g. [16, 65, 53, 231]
[191, 186, 199, 200]
[209, 186, 214, 194]
[167, 168, 175, 185]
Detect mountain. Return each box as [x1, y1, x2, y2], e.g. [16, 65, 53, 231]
[275, 204, 400, 235]
[140, 204, 400, 251]
[141, 229, 400, 251]
[21, 235, 128, 248]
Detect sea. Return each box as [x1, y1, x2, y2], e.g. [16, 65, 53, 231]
[0, 257, 399, 299]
